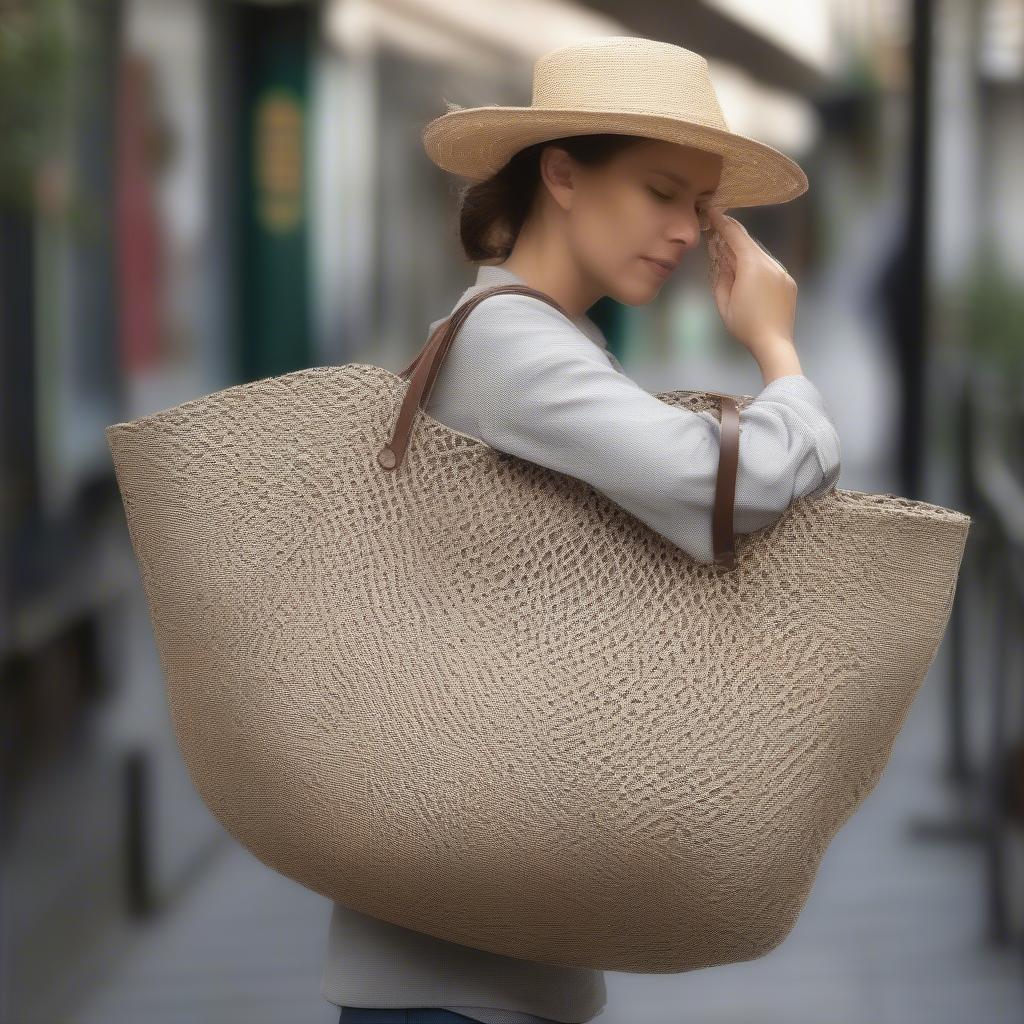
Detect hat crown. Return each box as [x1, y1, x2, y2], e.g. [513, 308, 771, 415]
[531, 36, 728, 132]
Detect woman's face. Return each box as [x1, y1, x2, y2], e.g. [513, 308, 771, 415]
[552, 138, 724, 306]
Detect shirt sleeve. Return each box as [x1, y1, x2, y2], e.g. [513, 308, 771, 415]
[446, 294, 842, 566]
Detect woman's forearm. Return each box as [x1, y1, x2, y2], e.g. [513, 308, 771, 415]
[754, 335, 804, 384]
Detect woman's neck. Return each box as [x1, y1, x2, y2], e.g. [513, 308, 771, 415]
[500, 237, 604, 318]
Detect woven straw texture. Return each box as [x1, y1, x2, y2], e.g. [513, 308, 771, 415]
[105, 363, 970, 974]
[421, 36, 808, 210]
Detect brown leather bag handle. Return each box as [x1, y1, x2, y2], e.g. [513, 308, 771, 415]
[378, 283, 740, 569]
[705, 390, 740, 568]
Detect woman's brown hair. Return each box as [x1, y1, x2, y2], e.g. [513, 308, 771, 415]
[457, 133, 650, 263]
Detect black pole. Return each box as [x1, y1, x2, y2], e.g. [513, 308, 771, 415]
[903, 0, 933, 497]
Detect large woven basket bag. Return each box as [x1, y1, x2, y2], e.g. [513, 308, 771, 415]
[105, 283, 970, 974]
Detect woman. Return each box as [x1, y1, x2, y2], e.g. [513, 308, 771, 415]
[324, 36, 840, 1024]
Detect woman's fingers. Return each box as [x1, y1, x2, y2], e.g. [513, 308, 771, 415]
[750, 235, 790, 276]
[705, 207, 757, 258]
[706, 227, 735, 299]
[712, 259, 734, 310]
[707, 207, 788, 277]
[707, 226, 735, 309]
[709, 230, 734, 271]
[705, 221, 731, 262]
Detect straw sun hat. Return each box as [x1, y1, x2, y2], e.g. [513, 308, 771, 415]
[421, 35, 809, 214]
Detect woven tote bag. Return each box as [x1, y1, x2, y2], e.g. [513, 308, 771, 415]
[105, 283, 970, 974]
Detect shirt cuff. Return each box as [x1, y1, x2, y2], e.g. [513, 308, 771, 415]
[756, 373, 841, 483]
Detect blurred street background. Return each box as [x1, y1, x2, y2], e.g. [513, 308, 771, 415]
[2, 1, 1023, 1022]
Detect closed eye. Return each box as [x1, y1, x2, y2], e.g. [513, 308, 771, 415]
[650, 186, 708, 217]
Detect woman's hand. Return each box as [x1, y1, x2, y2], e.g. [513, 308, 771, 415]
[704, 207, 798, 363]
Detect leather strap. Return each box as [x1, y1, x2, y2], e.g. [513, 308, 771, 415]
[379, 283, 740, 569]
[705, 390, 739, 568]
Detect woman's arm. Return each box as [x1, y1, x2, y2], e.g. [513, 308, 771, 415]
[431, 294, 840, 566]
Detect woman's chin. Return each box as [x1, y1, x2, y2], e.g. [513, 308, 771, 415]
[613, 277, 664, 306]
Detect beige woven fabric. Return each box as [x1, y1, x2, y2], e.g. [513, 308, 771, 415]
[105, 364, 970, 973]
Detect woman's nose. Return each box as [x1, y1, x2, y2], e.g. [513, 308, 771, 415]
[668, 214, 702, 251]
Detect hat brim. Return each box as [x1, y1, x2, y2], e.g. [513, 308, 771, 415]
[422, 107, 808, 211]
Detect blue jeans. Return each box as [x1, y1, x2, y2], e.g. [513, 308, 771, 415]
[338, 1010, 480, 1024]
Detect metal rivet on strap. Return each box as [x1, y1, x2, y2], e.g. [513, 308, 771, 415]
[377, 447, 397, 469]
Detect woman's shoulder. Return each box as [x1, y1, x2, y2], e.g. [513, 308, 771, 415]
[439, 287, 610, 364]
[460, 286, 579, 329]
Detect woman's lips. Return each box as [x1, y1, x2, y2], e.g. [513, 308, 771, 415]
[641, 256, 675, 279]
